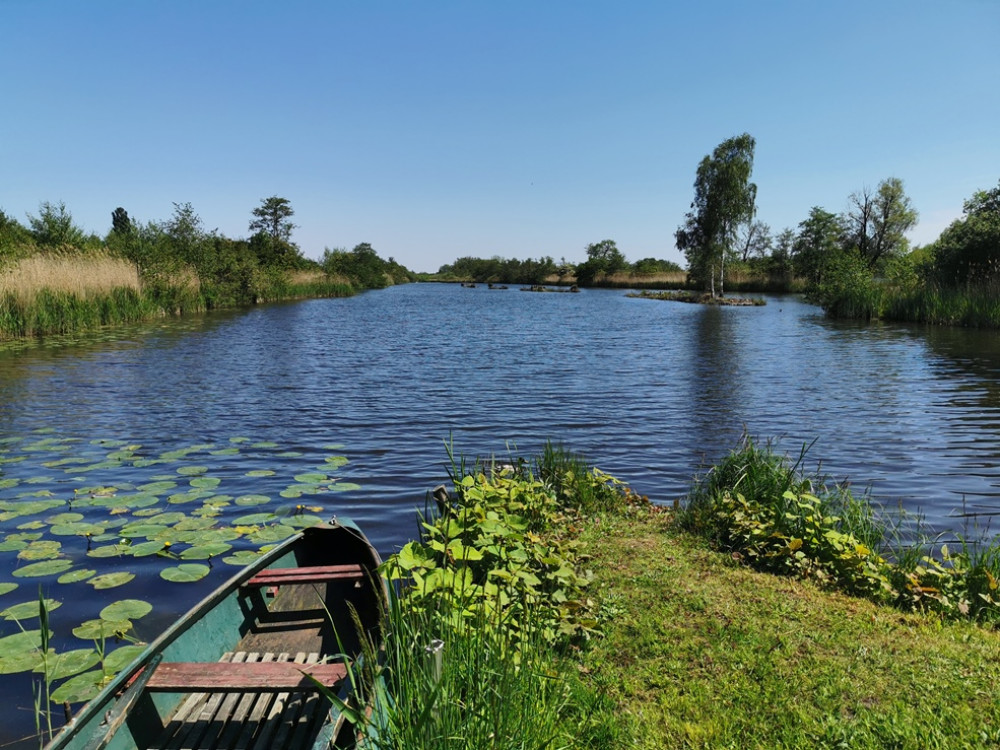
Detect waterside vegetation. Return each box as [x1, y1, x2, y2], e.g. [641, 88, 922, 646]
[337, 440, 1000, 748]
[0, 199, 414, 341]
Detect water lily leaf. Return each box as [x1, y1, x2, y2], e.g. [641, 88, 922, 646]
[128, 540, 169, 557]
[176, 466, 208, 476]
[146, 512, 187, 525]
[180, 543, 232, 560]
[284, 515, 324, 529]
[0, 649, 43, 675]
[323, 455, 349, 468]
[233, 513, 276, 525]
[49, 522, 106, 537]
[46, 512, 84, 525]
[276, 451, 303, 458]
[100, 599, 153, 621]
[87, 544, 126, 558]
[172, 517, 216, 531]
[229, 437, 250, 444]
[14, 522, 45, 531]
[12, 559, 73, 578]
[115, 494, 159, 509]
[280, 488, 303, 499]
[245, 469, 275, 477]
[160, 564, 210, 583]
[120, 523, 169, 538]
[72, 618, 131, 640]
[138, 481, 177, 494]
[190, 477, 220, 490]
[17, 540, 62, 560]
[58, 568, 96, 584]
[167, 490, 208, 504]
[0, 583, 18, 596]
[0, 478, 19, 489]
[234, 495, 270, 506]
[294, 473, 328, 483]
[103, 644, 146, 673]
[0, 540, 28, 552]
[250, 442, 278, 449]
[247, 525, 296, 544]
[326, 482, 362, 493]
[131, 508, 165, 518]
[222, 550, 262, 566]
[51, 669, 111, 704]
[1, 599, 61, 621]
[210, 448, 240, 456]
[89, 572, 135, 590]
[35, 648, 101, 680]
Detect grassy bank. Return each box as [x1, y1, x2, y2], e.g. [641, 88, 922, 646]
[361, 442, 1000, 748]
[819, 279, 1000, 328]
[0, 252, 356, 341]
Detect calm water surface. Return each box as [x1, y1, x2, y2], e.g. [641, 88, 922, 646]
[2, 283, 1000, 744]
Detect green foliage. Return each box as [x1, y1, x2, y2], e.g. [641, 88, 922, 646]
[0, 209, 33, 264]
[631, 257, 683, 275]
[681, 434, 1000, 623]
[435, 255, 557, 285]
[248, 196, 296, 243]
[843, 178, 918, 272]
[321, 243, 413, 289]
[929, 179, 1000, 286]
[793, 206, 844, 284]
[26, 202, 87, 249]
[574, 240, 628, 286]
[675, 133, 758, 297]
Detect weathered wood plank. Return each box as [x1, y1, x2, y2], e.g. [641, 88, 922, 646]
[243, 564, 365, 588]
[147, 660, 348, 693]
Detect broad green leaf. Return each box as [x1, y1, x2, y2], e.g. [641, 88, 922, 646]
[100, 599, 153, 621]
[57, 568, 96, 584]
[51, 669, 111, 704]
[160, 564, 210, 583]
[103, 644, 146, 672]
[1, 599, 62, 621]
[72, 618, 131, 640]
[35, 648, 101, 680]
[12, 559, 73, 578]
[89, 572, 135, 589]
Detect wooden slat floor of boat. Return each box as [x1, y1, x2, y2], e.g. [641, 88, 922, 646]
[150, 652, 337, 750]
[243, 564, 365, 588]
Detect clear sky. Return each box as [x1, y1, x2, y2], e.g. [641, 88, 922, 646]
[2, 1, 997, 273]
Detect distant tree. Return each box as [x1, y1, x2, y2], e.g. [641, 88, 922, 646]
[575, 239, 628, 285]
[249, 196, 296, 243]
[736, 221, 771, 263]
[0, 209, 31, 255]
[843, 178, 918, 272]
[163, 202, 206, 266]
[793, 207, 844, 284]
[930, 179, 1000, 285]
[632, 257, 683, 275]
[675, 133, 757, 297]
[766, 227, 796, 283]
[26, 201, 86, 248]
[111, 207, 133, 236]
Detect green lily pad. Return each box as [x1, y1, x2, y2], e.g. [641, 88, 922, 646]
[127, 540, 169, 557]
[46, 512, 84, 525]
[0, 478, 20, 489]
[229, 437, 251, 444]
[1, 599, 62, 621]
[250, 442, 278, 449]
[294, 473, 328, 483]
[72, 618, 132, 640]
[12, 559, 73, 578]
[130, 507, 165, 518]
[87, 544, 126, 559]
[35, 648, 101, 680]
[222, 550, 263, 566]
[58, 568, 96, 584]
[247, 525, 297, 544]
[0, 649, 42, 675]
[280, 488, 304, 499]
[176, 466, 208, 476]
[180, 543, 232, 560]
[17, 540, 63, 560]
[235, 495, 270, 506]
[160, 564, 210, 583]
[103, 644, 146, 672]
[89, 572, 135, 590]
[120, 523, 169, 538]
[326, 482, 362, 493]
[137, 481, 177, 493]
[51, 669, 111, 704]
[245, 470, 275, 477]
[0, 629, 43, 656]
[100, 599, 153, 621]
[210, 448, 240, 456]
[167, 490, 208, 504]
[233, 513, 276, 525]
[147, 512, 188, 525]
[49, 522, 106, 537]
[0, 540, 28, 552]
[190, 477, 221, 490]
[323, 456, 349, 469]
[0, 583, 18, 596]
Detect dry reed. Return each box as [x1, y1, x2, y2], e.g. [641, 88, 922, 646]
[0, 254, 141, 301]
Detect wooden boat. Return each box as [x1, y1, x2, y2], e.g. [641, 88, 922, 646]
[45, 518, 385, 750]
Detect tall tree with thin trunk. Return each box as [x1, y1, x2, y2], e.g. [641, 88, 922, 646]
[675, 133, 757, 297]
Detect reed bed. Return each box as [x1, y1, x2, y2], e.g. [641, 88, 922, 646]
[0, 254, 140, 301]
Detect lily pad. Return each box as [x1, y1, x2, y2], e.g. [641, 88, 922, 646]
[58, 568, 96, 584]
[72, 618, 132, 640]
[1, 599, 62, 621]
[138, 481, 177, 494]
[160, 564, 210, 583]
[100, 599, 153, 621]
[247, 525, 297, 544]
[0, 649, 42, 675]
[17, 540, 63, 561]
[103, 644, 146, 672]
[245, 469, 275, 478]
[190, 477, 221, 490]
[176, 466, 208, 476]
[180, 543, 232, 560]
[51, 669, 111, 704]
[234, 495, 270, 506]
[87, 544, 126, 559]
[127, 540, 169, 557]
[326, 482, 362, 493]
[0, 583, 18, 596]
[89, 572, 135, 590]
[49, 522, 106, 537]
[222, 550, 263, 566]
[35, 648, 101, 680]
[12, 559, 73, 578]
[210, 448, 240, 456]
[46, 512, 84, 525]
[294, 473, 328, 483]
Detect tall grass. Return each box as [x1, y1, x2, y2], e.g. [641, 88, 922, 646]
[0, 254, 140, 300]
[680, 434, 1000, 622]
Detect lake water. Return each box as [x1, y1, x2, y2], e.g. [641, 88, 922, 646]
[2, 282, 1000, 745]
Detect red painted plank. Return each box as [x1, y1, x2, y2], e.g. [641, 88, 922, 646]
[146, 661, 348, 692]
[244, 564, 365, 587]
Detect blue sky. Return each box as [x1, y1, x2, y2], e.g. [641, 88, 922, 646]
[2, 1, 997, 273]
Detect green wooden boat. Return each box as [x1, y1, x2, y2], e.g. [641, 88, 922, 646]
[45, 518, 384, 750]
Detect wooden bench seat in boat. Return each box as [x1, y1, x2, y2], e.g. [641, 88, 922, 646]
[242, 564, 365, 589]
[146, 659, 348, 692]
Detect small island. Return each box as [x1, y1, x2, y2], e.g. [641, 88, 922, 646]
[626, 289, 765, 306]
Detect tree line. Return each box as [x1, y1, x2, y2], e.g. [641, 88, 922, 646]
[0, 197, 414, 309]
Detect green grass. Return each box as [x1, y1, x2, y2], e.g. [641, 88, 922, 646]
[573, 509, 1000, 749]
